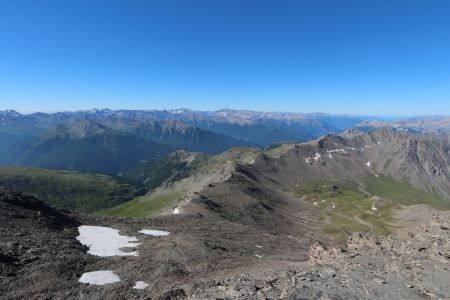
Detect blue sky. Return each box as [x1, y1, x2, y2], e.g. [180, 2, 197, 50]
[0, 0, 449, 115]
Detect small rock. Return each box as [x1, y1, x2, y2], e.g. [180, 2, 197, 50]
[217, 285, 227, 292]
[373, 277, 387, 284]
[320, 268, 336, 278]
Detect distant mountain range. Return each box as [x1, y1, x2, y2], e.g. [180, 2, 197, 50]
[354, 115, 450, 134]
[1, 108, 449, 174]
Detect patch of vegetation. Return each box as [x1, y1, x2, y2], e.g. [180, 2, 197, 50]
[264, 143, 297, 158]
[98, 191, 186, 217]
[367, 177, 450, 210]
[293, 177, 449, 243]
[294, 182, 394, 243]
[0, 167, 144, 212]
[191, 147, 258, 171]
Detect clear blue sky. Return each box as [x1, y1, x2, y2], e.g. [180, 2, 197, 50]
[0, 0, 449, 115]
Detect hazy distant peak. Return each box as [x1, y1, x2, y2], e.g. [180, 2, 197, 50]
[0, 110, 22, 117]
[79, 108, 113, 114]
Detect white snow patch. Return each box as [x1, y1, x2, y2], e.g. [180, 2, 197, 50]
[374, 174, 379, 178]
[79, 271, 121, 285]
[255, 245, 263, 248]
[328, 154, 333, 159]
[139, 229, 170, 236]
[366, 161, 371, 167]
[371, 206, 378, 211]
[133, 281, 149, 290]
[313, 153, 321, 161]
[328, 148, 347, 154]
[77, 226, 140, 257]
[313, 201, 318, 206]
[173, 208, 180, 215]
[377, 141, 381, 145]
[305, 157, 311, 163]
[331, 205, 336, 208]
[255, 255, 262, 259]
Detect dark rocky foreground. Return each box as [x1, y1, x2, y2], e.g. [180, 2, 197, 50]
[1, 189, 450, 299]
[0, 189, 90, 299]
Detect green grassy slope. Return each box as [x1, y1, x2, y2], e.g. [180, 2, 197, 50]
[294, 178, 450, 243]
[0, 167, 144, 212]
[98, 191, 186, 217]
[367, 176, 450, 210]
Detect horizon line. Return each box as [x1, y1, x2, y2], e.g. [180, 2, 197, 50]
[1, 107, 449, 119]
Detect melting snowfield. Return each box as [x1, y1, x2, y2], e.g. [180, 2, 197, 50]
[79, 271, 121, 285]
[77, 225, 141, 257]
[77, 226, 171, 289]
[139, 229, 170, 236]
[133, 281, 149, 290]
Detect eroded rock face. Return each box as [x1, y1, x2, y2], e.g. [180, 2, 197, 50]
[346, 232, 380, 251]
[308, 242, 345, 266]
